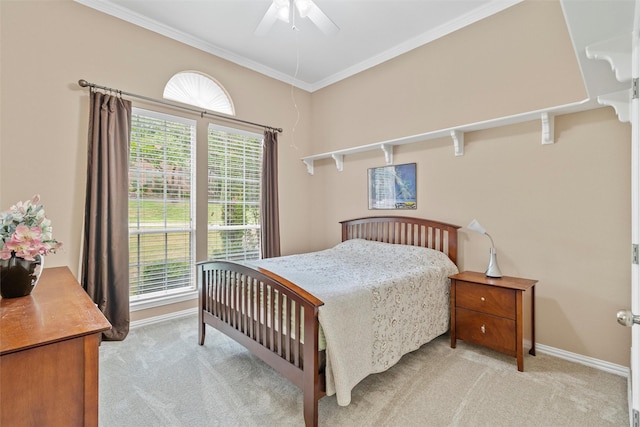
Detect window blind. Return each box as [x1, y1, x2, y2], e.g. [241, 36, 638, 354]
[208, 125, 262, 261]
[129, 109, 196, 299]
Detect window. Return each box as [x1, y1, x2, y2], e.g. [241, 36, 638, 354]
[207, 125, 262, 261]
[163, 71, 234, 115]
[128, 108, 196, 303]
[128, 74, 260, 307]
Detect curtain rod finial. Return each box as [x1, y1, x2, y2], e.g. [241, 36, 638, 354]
[78, 79, 89, 87]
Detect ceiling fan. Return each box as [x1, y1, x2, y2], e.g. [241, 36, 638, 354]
[255, 0, 339, 36]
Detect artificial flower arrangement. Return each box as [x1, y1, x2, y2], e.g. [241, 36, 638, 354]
[0, 195, 62, 261]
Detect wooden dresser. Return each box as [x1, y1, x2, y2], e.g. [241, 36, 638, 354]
[0, 267, 111, 426]
[449, 271, 537, 371]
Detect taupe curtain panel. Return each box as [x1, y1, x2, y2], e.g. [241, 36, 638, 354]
[81, 90, 131, 341]
[261, 130, 281, 259]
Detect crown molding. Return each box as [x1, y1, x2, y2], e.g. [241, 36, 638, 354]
[309, 0, 523, 92]
[75, 0, 521, 93]
[73, 0, 315, 92]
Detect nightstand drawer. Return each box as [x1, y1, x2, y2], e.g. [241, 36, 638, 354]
[455, 308, 516, 355]
[455, 281, 516, 319]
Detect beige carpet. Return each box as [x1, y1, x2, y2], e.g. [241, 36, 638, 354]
[99, 314, 628, 426]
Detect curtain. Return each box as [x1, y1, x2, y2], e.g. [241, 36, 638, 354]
[81, 90, 132, 341]
[260, 130, 281, 259]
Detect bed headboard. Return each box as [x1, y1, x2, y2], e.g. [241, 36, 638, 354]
[340, 216, 460, 266]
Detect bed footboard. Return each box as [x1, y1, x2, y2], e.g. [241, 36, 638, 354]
[197, 261, 325, 427]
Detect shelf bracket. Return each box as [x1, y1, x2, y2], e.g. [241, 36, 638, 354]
[541, 112, 555, 145]
[303, 158, 315, 175]
[451, 130, 464, 156]
[331, 153, 344, 172]
[585, 33, 632, 83]
[597, 89, 631, 123]
[380, 143, 393, 164]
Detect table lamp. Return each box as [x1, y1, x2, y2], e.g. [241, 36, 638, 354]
[467, 219, 503, 278]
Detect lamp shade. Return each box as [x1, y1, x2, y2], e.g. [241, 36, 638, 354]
[467, 219, 487, 235]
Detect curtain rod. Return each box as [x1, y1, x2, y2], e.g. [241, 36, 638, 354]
[77, 79, 283, 133]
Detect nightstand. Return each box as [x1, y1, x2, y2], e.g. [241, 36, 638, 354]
[449, 271, 537, 371]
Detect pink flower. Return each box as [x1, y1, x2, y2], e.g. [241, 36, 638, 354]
[0, 195, 62, 261]
[5, 231, 41, 261]
[12, 225, 42, 242]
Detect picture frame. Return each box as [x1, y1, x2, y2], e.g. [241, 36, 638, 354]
[368, 163, 417, 210]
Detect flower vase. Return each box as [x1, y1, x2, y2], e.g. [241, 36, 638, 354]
[0, 254, 44, 298]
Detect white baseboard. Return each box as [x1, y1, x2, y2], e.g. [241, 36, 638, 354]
[129, 309, 631, 379]
[536, 343, 630, 378]
[130, 307, 198, 329]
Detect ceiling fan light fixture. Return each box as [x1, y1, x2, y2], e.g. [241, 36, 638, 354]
[273, 0, 290, 22]
[294, 0, 313, 17]
[255, 0, 338, 36]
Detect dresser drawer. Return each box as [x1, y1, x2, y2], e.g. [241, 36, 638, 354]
[455, 281, 516, 319]
[455, 308, 516, 356]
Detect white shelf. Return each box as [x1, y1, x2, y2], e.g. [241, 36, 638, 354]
[586, 31, 635, 124]
[302, 0, 640, 175]
[301, 99, 596, 175]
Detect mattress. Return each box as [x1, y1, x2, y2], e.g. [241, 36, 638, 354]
[250, 238, 459, 405]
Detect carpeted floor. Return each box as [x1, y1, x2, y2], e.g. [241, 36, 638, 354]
[99, 314, 629, 427]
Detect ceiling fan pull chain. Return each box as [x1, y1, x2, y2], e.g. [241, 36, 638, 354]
[290, 0, 296, 30]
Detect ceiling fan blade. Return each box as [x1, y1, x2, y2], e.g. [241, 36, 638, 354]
[255, 2, 279, 37]
[305, 2, 339, 36]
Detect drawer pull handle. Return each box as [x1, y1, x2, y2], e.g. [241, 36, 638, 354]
[480, 324, 486, 334]
[480, 297, 485, 302]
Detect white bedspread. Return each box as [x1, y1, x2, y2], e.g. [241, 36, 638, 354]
[248, 239, 458, 406]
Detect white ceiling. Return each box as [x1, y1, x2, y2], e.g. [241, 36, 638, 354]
[75, 0, 524, 92]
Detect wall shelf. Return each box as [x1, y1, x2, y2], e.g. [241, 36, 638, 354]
[301, 99, 595, 175]
[301, 0, 638, 175]
[586, 32, 635, 124]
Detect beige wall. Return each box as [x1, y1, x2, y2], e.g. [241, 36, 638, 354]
[307, 0, 631, 366]
[0, 0, 314, 265]
[0, 0, 314, 320]
[307, 0, 587, 159]
[308, 108, 631, 366]
[0, 0, 632, 366]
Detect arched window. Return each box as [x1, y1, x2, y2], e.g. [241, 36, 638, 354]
[163, 71, 234, 115]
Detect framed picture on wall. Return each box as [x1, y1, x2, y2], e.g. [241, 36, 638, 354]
[368, 163, 417, 210]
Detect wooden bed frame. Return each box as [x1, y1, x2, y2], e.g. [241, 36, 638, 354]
[197, 216, 459, 426]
